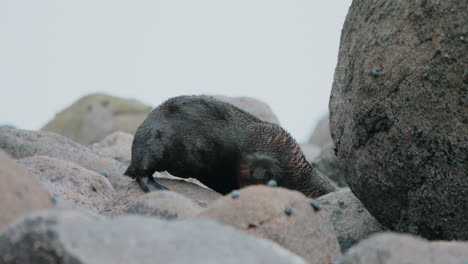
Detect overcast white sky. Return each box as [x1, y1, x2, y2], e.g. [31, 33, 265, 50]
[0, 1, 351, 142]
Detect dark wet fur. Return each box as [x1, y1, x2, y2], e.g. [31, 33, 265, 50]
[124, 95, 337, 197]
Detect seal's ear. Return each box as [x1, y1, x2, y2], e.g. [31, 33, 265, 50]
[238, 153, 283, 187]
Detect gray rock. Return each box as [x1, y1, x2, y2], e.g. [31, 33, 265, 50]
[0, 209, 307, 264]
[103, 176, 221, 216]
[212, 95, 280, 124]
[0, 127, 129, 190]
[42, 93, 152, 145]
[125, 191, 203, 219]
[91, 131, 133, 166]
[329, 0, 468, 239]
[313, 145, 346, 187]
[0, 150, 53, 230]
[196, 186, 341, 263]
[337, 232, 468, 264]
[18, 156, 116, 213]
[308, 114, 332, 148]
[317, 189, 386, 252]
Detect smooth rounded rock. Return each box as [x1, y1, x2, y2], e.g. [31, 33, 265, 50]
[18, 156, 116, 213]
[329, 0, 467, 239]
[103, 176, 221, 216]
[125, 191, 203, 220]
[0, 127, 129, 190]
[0, 151, 53, 230]
[196, 186, 341, 264]
[337, 232, 468, 264]
[0, 209, 307, 264]
[91, 131, 133, 166]
[42, 93, 152, 145]
[317, 189, 386, 252]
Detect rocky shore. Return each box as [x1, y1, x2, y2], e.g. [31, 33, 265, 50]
[1, 0, 466, 263]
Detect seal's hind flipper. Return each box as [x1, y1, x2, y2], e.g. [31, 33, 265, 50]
[137, 176, 169, 192]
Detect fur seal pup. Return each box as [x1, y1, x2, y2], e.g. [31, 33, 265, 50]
[124, 95, 337, 197]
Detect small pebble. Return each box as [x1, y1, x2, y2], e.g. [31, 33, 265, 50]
[50, 195, 58, 205]
[231, 190, 240, 199]
[370, 69, 381, 77]
[267, 179, 278, 187]
[406, 151, 415, 160]
[100, 171, 109, 178]
[284, 206, 293, 216]
[311, 200, 323, 212]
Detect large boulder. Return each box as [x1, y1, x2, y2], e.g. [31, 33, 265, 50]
[308, 114, 333, 148]
[0, 127, 129, 190]
[212, 95, 280, 124]
[0, 151, 53, 230]
[125, 191, 203, 219]
[91, 131, 133, 166]
[317, 189, 386, 252]
[18, 156, 115, 213]
[103, 175, 221, 216]
[329, 0, 467, 239]
[196, 186, 341, 264]
[0, 209, 307, 264]
[42, 93, 152, 145]
[337, 232, 468, 264]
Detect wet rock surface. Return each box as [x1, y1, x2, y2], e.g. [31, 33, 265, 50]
[0, 127, 129, 190]
[196, 186, 341, 264]
[0, 151, 53, 230]
[42, 93, 152, 145]
[317, 189, 386, 252]
[0, 209, 307, 264]
[18, 156, 116, 213]
[337, 232, 468, 264]
[329, 0, 468, 239]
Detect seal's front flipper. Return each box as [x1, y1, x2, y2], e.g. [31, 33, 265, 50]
[137, 176, 169, 192]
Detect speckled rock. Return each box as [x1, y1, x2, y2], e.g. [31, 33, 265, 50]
[0, 209, 307, 264]
[42, 93, 152, 145]
[91, 131, 133, 166]
[18, 156, 115, 213]
[308, 114, 333, 148]
[125, 191, 203, 219]
[329, 0, 468, 239]
[196, 186, 341, 263]
[212, 95, 280, 124]
[338, 232, 468, 264]
[0, 127, 129, 190]
[103, 175, 221, 216]
[0, 151, 53, 230]
[312, 145, 346, 187]
[317, 189, 385, 252]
